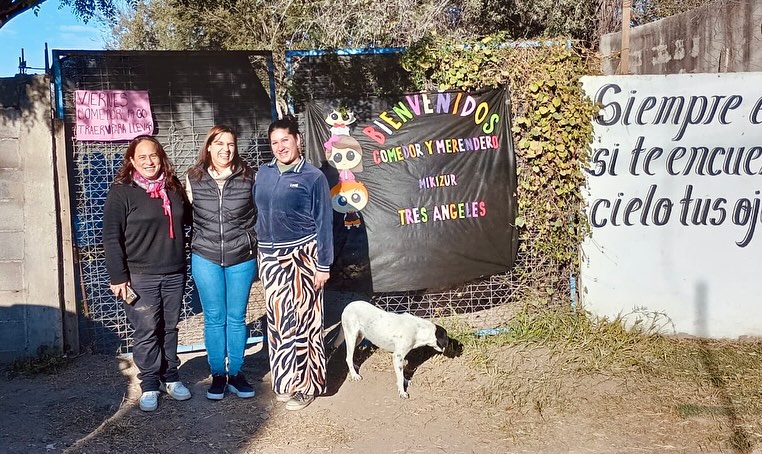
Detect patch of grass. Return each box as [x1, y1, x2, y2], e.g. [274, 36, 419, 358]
[438, 313, 474, 340]
[676, 403, 731, 418]
[462, 304, 762, 380]
[442, 303, 762, 450]
[6, 345, 71, 378]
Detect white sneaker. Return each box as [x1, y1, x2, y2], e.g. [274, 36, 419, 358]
[275, 392, 293, 403]
[285, 393, 315, 411]
[160, 381, 192, 401]
[139, 391, 159, 412]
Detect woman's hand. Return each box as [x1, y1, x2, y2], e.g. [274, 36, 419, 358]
[314, 271, 330, 291]
[110, 282, 129, 300]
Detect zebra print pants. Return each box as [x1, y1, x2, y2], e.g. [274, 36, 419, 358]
[259, 239, 326, 397]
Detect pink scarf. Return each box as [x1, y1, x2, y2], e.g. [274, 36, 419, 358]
[132, 171, 175, 239]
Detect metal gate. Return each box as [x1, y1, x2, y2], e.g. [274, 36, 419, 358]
[57, 48, 534, 354]
[54, 50, 276, 354]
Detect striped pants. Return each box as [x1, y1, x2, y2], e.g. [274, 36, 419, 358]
[259, 240, 326, 396]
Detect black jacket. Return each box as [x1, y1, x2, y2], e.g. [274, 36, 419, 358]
[188, 166, 256, 266]
[103, 181, 188, 284]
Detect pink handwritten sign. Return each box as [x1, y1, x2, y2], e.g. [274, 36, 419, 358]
[75, 90, 154, 141]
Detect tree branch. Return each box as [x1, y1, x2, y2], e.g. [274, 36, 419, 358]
[0, 0, 47, 29]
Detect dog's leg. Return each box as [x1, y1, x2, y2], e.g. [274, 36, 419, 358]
[345, 331, 363, 381]
[393, 353, 409, 398]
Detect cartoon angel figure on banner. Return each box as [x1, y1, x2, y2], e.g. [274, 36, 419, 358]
[322, 107, 370, 228]
[330, 179, 369, 229]
[324, 135, 364, 183]
[324, 109, 356, 136]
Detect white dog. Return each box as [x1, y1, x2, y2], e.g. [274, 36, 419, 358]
[337, 300, 449, 398]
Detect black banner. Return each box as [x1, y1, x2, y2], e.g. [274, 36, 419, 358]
[305, 87, 518, 292]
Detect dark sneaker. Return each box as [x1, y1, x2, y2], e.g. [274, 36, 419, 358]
[227, 373, 255, 398]
[285, 392, 315, 411]
[207, 374, 226, 400]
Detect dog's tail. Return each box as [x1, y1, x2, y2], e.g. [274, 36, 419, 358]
[332, 324, 345, 349]
[323, 323, 345, 361]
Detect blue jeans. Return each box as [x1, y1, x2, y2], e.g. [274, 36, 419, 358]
[191, 254, 256, 376]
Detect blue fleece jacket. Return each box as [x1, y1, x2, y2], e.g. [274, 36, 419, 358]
[253, 157, 334, 272]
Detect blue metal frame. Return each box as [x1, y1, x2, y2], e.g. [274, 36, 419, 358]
[52, 50, 65, 120]
[266, 54, 278, 121]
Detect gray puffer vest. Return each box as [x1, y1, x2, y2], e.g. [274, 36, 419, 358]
[189, 166, 256, 266]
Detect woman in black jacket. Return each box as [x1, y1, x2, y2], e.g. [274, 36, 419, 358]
[103, 135, 191, 412]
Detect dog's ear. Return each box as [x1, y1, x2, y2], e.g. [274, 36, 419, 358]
[434, 325, 449, 350]
[444, 337, 464, 358]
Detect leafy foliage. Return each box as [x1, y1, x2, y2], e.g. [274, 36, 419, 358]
[632, 0, 714, 24]
[0, 0, 135, 29]
[108, 0, 459, 51]
[60, 0, 137, 23]
[106, 0, 603, 110]
[0, 0, 45, 29]
[107, 0, 602, 52]
[403, 33, 598, 299]
[469, 0, 599, 43]
[107, 0, 463, 96]
[599, 0, 717, 35]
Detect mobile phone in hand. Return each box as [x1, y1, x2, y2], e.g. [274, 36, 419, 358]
[124, 285, 139, 305]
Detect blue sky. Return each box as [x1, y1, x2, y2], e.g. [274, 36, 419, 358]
[0, 2, 106, 77]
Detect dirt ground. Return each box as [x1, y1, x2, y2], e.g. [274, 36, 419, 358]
[1, 336, 761, 454]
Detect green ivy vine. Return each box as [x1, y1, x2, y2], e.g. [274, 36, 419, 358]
[402, 33, 598, 298]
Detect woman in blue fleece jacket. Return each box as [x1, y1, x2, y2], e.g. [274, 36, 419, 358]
[254, 115, 333, 411]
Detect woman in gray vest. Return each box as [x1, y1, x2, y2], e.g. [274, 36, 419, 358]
[186, 125, 257, 400]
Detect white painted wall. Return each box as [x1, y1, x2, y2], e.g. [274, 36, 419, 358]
[580, 73, 762, 339]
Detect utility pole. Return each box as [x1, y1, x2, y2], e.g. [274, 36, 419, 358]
[621, 0, 632, 74]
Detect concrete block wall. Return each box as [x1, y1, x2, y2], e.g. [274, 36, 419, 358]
[600, 0, 762, 75]
[0, 75, 63, 363]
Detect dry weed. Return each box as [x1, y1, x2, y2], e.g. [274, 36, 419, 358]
[437, 305, 762, 451]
